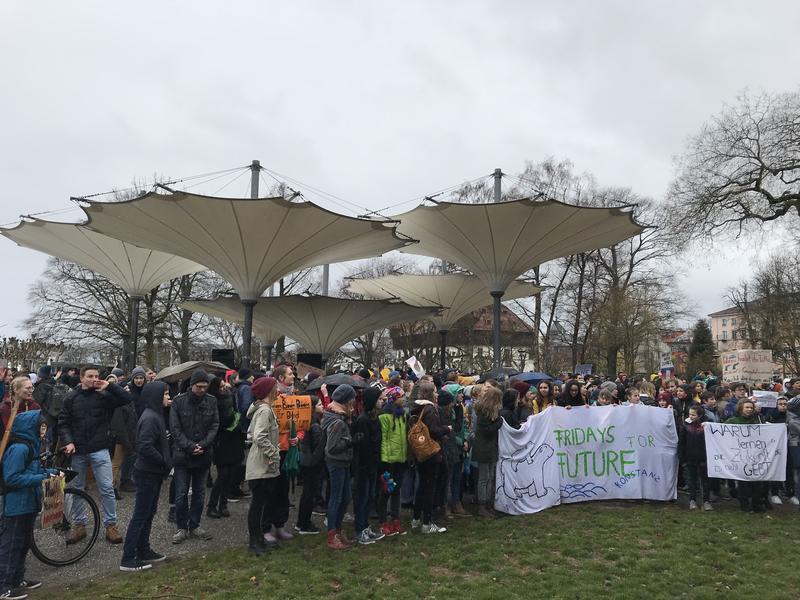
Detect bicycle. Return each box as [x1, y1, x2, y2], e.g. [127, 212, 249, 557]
[30, 451, 101, 567]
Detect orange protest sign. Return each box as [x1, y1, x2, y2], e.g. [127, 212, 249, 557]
[272, 395, 313, 435]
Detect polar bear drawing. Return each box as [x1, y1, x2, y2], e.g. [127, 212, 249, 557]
[497, 442, 556, 504]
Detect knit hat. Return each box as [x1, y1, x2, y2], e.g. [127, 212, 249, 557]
[600, 381, 617, 393]
[238, 368, 253, 381]
[358, 368, 371, 380]
[331, 384, 356, 404]
[131, 366, 146, 380]
[111, 367, 125, 378]
[189, 368, 209, 386]
[385, 386, 404, 403]
[251, 376, 277, 400]
[511, 381, 531, 396]
[437, 389, 454, 407]
[37, 365, 52, 379]
[362, 387, 381, 412]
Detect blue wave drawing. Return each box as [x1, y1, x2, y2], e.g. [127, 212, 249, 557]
[560, 482, 607, 499]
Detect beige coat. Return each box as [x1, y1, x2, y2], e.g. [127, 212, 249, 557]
[245, 401, 281, 480]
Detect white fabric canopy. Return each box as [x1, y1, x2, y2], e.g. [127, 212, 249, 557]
[181, 295, 440, 356]
[83, 190, 413, 300]
[393, 199, 643, 293]
[1, 218, 206, 296]
[346, 274, 539, 330]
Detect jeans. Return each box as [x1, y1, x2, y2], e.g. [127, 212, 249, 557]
[477, 460, 497, 507]
[354, 469, 377, 534]
[248, 478, 278, 540]
[400, 466, 417, 505]
[0, 513, 35, 589]
[326, 464, 352, 532]
[69, 449, 118, 526]
[122, 471, 162, 562]
[413, 458, 439, 525]
[297, 464, 323, 528]
[685, 462, 709, 502]
[174, 466, 208, 531]
[377, 462, 406, 523]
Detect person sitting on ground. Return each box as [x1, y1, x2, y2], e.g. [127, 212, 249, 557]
[59, 366, 133, 545]
[120, 381, 173, 573]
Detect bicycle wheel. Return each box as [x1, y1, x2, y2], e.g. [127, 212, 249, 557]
[31, 488, 101, 567]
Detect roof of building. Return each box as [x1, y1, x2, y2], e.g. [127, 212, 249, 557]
[708, 306, 743, 318]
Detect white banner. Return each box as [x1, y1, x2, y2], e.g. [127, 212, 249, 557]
[704, 423, 787, 481]
[495, 405, 678, 515]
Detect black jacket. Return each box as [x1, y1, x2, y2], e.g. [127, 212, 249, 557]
[500, 395, 521, 430]
[58, 383, 133, 454]
[128, 382, 146, 418]
[134, 381, 172, 476]
[109, 402, 138, 451]
[352, 412, 381, 474]
[213, 390, 244, 466]
[301, 415, 325, 468]
[679, 421, 707, 464]
[169, 391, 219, 468]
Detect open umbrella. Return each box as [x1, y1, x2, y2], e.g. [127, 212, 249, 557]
[304, 373, 368, 392]
[510, 372, 554, 384]
[282, 417, 301, 494]
[479, 367, 520, 382]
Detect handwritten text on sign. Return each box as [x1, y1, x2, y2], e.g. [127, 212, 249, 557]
[272, 395, 312, 434]
[704, 423, 786, 481]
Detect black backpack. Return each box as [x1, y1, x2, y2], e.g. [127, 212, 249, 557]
[0, 435, 36, 496]
[36, 381, 71, 422]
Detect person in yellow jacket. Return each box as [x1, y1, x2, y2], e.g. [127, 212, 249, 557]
[376, 386, 408, 537]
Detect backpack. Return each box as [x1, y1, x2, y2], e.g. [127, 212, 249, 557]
[37, 381, 71, 422]
[0, 435, 36, 496]
[407, 406, 440, 462]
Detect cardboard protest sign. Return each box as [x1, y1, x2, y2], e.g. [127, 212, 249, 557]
[704, 422, 786, 481]
[40, 474, 65, 529]
[272, 395, 313, 435]
[752, 390, 779, 409]
[721, 349, 774, 385]
[495, 405, 678, 515]
[575, 364, 593, 377]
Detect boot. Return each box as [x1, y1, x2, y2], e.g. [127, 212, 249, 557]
[327, 530, 348, 550]
[477, 505, 494, 518]
[336, 529, 353, 547]
[66, 524, 87, 545]
[248, 536, 267, 556]
[451, 502, 469, 517]
[207, 506, 222, 519]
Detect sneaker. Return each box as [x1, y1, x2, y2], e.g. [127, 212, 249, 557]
[295, 523, 320, 535]
[0, 589, 27, 600]
[392, 519, 407, 536]
[703, 501, 713, 511]
[264, 531, 278, 544]
[326, 530, 348, 550]
[220, 507, 231, 518]
[226, 497, 241, 503]
[106, 524, 123, 544]
[770, 495, 783, 505]
[172, 529, 189, 544]
[275, 527, 294, 541]
[343, 512, 354, 522]
[411, 518, 421, 529]
[139, 549, 166, 563]
[206, 507, 222, 519]
[17, 581, 41, 591]
[689, 500, 698, 510]
[119, 559, 153, 573]
[380, 522, 396, 537]
[422, 523, 447, 534]
[356, 529, 375, 545]
[312, 508, 326, 516]
[366, 526, 385, 542]
[790, 497, 800, 506]
[189, 527, 213, 540]
[66, 524, 87, 545]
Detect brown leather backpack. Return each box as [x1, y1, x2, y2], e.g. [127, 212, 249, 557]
[407, 405, 440, 462]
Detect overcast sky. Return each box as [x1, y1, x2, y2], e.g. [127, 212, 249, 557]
[1, 1, 797, 337]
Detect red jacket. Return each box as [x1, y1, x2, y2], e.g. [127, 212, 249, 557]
[1, 398, 41, 431]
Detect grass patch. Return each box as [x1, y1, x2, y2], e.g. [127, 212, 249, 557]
[54, 502, 799, 599]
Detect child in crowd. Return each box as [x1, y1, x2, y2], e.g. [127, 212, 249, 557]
[352, 387, 385, 545]
[377, 386, 408, 536]
[726, 399, 765, 512]
[295, 396, 325, 534]
[680, 405, 712, 511]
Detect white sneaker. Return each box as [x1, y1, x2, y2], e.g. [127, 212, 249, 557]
[703, 501, 713, 511]
[356, 529, 375, 545]
[366, 526, 385, 542]
[411, 518, 421, 529]
[770, 495, 783, 505]
[789, 496, 800, 506]
[689, 500, 698, 510]
[422, 523, 447, 534]
[343, 512, 354, 522]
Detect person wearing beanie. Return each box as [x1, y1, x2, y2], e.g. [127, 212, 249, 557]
[244, 376, 281, 555]
[377, 386, 408, 536]
[500, 389, 521, 429]
[352, 387, 385, 545]
[169, 369, 218, 545]
[265, 365, 296, 545]
[296, 396, 325, 534]
[322, 384, 362, 549]
[111, 366, 147, 497]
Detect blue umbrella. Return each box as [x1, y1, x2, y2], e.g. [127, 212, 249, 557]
[510, 372, 554, 384]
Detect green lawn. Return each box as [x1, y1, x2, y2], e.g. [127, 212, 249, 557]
[55, 501, 800, 600]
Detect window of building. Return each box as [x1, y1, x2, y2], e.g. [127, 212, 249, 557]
[722, 318, 727, 326]
[732, 330, 737, 340]
[722, 330, 728, 340]
[731, 318, 737, 326]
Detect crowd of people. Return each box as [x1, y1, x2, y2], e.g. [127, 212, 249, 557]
[0, 362, 798, 599]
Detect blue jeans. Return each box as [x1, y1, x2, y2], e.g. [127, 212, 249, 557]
[354, 469, 376, 534]
[173, 466, 208, 531]
[69, 449, 117, 526]
[326, 464, 351, 532]
[122, 471, 162, 562]
[400, 466, 417, 505]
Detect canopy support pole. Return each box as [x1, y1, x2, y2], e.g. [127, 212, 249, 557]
[241, 299, 257, 368]
[439, 330, 448, 370]
[128, 295, 143, 373]
[265, 345, 273, 370]
[322, 264, 330, 295]
[491, 291, 504, 368]
[493, 168, 502, 203]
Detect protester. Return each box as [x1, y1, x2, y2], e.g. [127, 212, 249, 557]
[110, 384, 138, 497]
[267, 364, 296, 545]
[352, 387, 385, 545]
[0, 409, 55, 598]
[767, 397, 790, 505]
[59, 366, 133, 544]
[0, 377, 40, 431]
[442, 385, 468, 517]
[170, 369, 218, 544]
[473, 385, 502, 518]
[533, 381, 555, 413]
[511, 381, 534, 420]
[500, 389, 521, 428]
[680, 405, 712, 511]
[207, 376, 243, 519]
[376, 386, 408, 536]
[245, 376, 281, 556]
[295, 396, 325, 535]
[726, 399, 765, 512]
[120, 381, 172, 572]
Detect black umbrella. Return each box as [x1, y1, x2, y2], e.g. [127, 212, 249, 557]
[304, 373, 368, 392]
[479, 367, 520, 383]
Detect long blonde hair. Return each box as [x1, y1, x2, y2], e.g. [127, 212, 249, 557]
[9, 376, 31, 402]
[475, 386, 502, 421]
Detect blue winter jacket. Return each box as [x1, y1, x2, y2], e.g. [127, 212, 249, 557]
[3, 410, 50, 517]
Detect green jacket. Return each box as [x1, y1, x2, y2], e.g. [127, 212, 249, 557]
[725, 415, 762, 424]
[378, 411, 407, 464]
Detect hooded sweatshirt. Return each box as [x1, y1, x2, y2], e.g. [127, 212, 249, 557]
[3, 410, 50, 517]
[134, 382, 173, 476]
[128, 367, 148, 417]
[322, 409, 354, 467]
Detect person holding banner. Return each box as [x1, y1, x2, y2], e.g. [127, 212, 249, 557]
[726, 399, 767, 513]
[680, 406, 712, 511]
